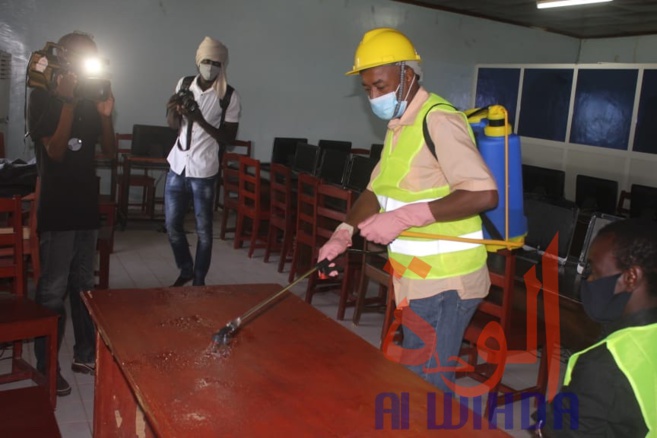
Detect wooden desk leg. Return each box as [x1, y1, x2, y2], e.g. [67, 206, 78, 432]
[94, 332, 155, 437]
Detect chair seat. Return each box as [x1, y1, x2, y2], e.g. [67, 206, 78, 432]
[0, 296, 58, 329]
[0, 387, 61, 437]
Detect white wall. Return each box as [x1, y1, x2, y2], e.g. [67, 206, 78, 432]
[578, 35, 657, 63]
[0, 0, 580, 164]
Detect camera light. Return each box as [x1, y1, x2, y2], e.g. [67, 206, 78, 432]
[83, 57, 103, 75]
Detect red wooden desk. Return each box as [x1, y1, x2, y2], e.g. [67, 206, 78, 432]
[82, 284, 510, 437]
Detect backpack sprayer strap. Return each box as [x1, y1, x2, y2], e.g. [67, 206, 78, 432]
[422, 103, 504, 242]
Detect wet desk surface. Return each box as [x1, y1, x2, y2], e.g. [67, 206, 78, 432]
[83, 284, 509, 437]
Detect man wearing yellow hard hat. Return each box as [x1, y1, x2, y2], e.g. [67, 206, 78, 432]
[318, 28, 498, 393]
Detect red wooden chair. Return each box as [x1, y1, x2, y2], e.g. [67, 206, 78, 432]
[0, 196, 58, 409]
[219, 152, 242, 240]
[234, 156, 270, 258]
[96, 200, 116, 289]
[352, 240, 390, 325]
[115, 133, 156, 219]
[215, 140, 251, 211]
[288, 173, 320, 283]
[263, 163, 296, 273]
[304, 183, 360, 320]
[0, 190, 38, 284]
[457, 249, 550, 419]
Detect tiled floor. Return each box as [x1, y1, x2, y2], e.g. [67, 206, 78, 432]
[1, 214, 566, 437]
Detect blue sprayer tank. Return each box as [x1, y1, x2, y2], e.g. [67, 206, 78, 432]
[470, 105, 527, 245]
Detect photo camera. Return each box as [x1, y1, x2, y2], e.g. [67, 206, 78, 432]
[173, 89, 199, 114]
[26, 42, 111, 101]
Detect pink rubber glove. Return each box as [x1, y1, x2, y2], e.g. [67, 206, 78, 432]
[358, 202, 434, 245]
[317, 223, 353, 278]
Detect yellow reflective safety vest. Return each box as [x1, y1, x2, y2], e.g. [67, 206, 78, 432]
[370, 93, 487, 280]
[564, 323, 657, 436]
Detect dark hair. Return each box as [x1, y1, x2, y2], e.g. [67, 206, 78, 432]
[57, 31, 96, 53]
[598, 219, 657, 296]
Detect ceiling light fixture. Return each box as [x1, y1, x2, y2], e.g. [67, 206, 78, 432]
[537, 0, 612, 9]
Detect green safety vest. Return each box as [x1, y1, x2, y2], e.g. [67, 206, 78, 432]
[564, 323, 657, 436]
[370, 93, 487, 280]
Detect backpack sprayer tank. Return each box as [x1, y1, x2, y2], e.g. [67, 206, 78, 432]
[468, 105, 527, 250]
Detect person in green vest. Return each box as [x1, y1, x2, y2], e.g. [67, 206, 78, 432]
[540, 218, 657, 436]
[317, 27, 498, 393]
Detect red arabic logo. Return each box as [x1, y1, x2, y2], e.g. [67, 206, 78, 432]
[381, 235, 562, 401]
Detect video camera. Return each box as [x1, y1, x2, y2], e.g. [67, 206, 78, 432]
[26, 42, 111, 101]
[173, 88, 199, 114]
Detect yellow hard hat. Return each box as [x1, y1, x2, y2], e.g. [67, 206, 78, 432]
[346, 28, 421, 76]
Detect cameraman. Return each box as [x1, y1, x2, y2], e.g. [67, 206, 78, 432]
[28, 31, 115, 396]
[165, 36, 241, 287]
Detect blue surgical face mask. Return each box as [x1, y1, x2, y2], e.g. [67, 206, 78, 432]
[369, 88, 406, 120]
[368, 75, 415, 120]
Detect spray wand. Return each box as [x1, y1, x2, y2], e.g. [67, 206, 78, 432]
[210, 259, 331, 351]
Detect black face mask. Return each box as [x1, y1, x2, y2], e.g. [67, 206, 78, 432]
[580, 273, 631, 324]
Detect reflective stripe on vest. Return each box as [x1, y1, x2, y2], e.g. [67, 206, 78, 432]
[370, 93, 487, 280]
[377, 194, 485, 256]
[564, 323, 657, 435]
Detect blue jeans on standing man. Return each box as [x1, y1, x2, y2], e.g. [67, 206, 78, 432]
[35, 229, 98, 372]
[402, 290, 481, 394]
[165, 170, 217, 286]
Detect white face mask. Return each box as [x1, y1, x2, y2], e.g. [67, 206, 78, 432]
[199, 64, 220, 82]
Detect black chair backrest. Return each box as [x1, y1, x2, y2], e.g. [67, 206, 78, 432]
[343, 155, 377, 193]
[271, 137, 307, 167]
[292, 143, 321, 175]
[575, 174, 619, 215]
[577, 212, 623, 272]
[370, 143, 384, 161]
[131, 124, 179, 158]
[522, 164, 565, 201]
[630, 184, 657, 221]
[317, 148, 350, 186]
[524, 197, 579, 260]
[318, 139, 352, 153]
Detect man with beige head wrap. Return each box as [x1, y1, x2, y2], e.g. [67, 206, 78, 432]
[165, 36, 241, 287]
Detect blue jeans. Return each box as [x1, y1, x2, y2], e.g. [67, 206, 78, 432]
[402, 290, 481, 394]
[164, 170, 216, 286]
[35, 229, 98, 371]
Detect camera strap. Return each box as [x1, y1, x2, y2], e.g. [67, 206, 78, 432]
[176, 76, 234, 152]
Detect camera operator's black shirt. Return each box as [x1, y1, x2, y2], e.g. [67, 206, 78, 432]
[28, 88, 100, 232]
